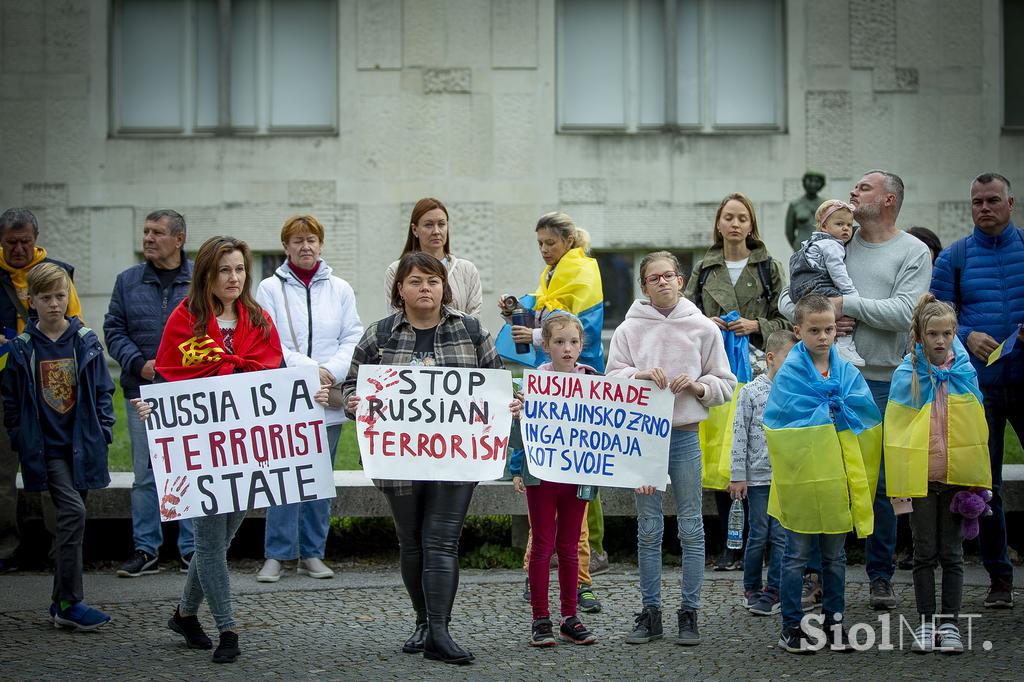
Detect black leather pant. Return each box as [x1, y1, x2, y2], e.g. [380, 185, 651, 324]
[383, 482, 476, 623]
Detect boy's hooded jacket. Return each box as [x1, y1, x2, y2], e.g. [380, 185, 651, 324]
[1, 317, 114, 492]
[765, 342, 882, 538]
[605, 297, 735, 428]
[884, 337, 991, 497]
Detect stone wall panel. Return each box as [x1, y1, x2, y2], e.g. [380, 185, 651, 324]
[491, 0, 537, 68]
[357, 0, 402, 70]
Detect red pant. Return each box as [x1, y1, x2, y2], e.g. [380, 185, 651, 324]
[525, 481, 588, 620]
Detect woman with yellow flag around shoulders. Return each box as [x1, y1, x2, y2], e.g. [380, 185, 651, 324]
[884, 293, 991, 654]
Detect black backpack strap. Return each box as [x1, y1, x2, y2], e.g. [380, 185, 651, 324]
[756, 259, 775, 303]
[951, 236, 968, 312]
[693, 263, 711, 313]
[1, 280, 30, 324]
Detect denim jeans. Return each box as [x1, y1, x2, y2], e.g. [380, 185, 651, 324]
[979, 384, 1020, 582]
[180, 510, 246, 632]
[126, 399, 194, 557]
[781, 531, 846, 629]
[264, 423, 341, 560]
[863, 379, 896, 583]
[635, 430, 704, 610]
[744, 484, 785, 594]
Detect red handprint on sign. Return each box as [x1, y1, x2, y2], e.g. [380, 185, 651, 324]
[160, 476, 191, 520]
[367, 368, 399, 392]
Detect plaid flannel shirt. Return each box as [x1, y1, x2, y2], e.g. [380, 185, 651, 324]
[342, 306, 504, 494]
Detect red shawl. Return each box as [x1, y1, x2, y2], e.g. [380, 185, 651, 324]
[155, 299, 283, 382]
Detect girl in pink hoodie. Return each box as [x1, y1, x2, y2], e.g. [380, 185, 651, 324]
[607, 251, 736, 647]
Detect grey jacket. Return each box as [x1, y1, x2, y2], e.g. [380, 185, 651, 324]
[789, 231, 857, 302]
[729, 374, 773, 485]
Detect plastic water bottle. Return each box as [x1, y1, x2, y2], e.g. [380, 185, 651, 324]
[726, 499, 744, 550]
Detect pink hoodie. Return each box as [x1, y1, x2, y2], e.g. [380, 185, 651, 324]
[605, 297, 737, 429]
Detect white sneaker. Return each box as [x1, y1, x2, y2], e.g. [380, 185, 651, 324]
[257, 558, 283, 583]
[935, 623, 963, 655]
[910, 622, 934, 654]
[835, 335, 866, 367]
[298, 557, 334, 579]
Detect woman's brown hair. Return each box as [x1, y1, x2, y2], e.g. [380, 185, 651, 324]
[401, 198, 450, 257]
[187, 236, 269, 338]
[390, 252, 454, 311]
[712, 192, 763, 249]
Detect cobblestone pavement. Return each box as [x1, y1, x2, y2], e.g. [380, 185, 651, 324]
[1, 564, 1020, 680]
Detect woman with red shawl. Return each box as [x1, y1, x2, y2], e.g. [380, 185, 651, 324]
[133, 236, 283, 664]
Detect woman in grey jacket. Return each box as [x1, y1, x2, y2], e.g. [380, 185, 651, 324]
[384, 197, 483, 316]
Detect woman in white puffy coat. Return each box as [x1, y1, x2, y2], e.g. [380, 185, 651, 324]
[254, 214, 363, 582]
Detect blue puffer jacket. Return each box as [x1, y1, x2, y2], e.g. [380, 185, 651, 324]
[103, 255, 192, 399]
[1, 317, 114, 492]
[930, 224, 1024, 387]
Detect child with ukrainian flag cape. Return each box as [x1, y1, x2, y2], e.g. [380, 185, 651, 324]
[765, 295, 882, 654]
[883, 294, 991, 653]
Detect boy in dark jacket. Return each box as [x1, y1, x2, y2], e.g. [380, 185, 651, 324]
[1, 263, 115, 630]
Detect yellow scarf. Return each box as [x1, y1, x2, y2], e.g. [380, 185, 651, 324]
[0, 247, 83, 332]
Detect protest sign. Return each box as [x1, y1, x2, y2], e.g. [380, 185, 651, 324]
[521, 370, 673, 490]
[140, 366, 335, 521]
[354, 365, 513, 481]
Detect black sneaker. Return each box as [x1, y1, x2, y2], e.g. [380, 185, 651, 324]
[213, 631, 240, 663]
[983, 577, 1014, 608]
[625, 605, 663, 644]
[522, 576, 531, 603]
[167, 607, 213, 650]
[558, 616, 597, 645]
[577, 584, 602, 613]
[869, 577, 896, 610]
[676, 608, 700, 646]
[529, 618, 557, 647]
[179, 552, 194, 574]
[117, 549, 158, 578]
[778, 626, 817, 654]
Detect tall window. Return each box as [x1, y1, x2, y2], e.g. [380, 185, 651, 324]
[1005, 0, 1024, 129]
[558, 0, 785, 132]
[112, 0, 338, 135]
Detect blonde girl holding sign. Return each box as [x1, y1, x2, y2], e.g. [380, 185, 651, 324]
[606, 251, 735, 647]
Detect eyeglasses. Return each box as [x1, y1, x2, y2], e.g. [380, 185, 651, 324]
[642, 271, 679, 285]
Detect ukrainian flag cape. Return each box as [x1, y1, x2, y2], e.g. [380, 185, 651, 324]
[496, 247, 605, 371]
[884, 338, 991, 497]
[700, 310, 749, 490]
[765, 342, 882, 537]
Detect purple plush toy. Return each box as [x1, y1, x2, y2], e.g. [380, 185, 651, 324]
[949, 488, 993, 541]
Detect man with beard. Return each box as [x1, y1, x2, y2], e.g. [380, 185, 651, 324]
[778, 170, 932, 611]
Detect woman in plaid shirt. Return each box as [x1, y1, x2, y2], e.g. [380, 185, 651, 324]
[342, 252, 518, 665]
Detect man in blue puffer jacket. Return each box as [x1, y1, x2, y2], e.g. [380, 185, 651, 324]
[103, 210, 194, 578]
[931, 172, 1024, 609]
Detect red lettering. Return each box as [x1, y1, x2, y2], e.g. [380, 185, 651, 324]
[526, 373, 538, 394]
[417, 433, 430, 456]
[208, 431, 227, 468]
[268, 423, 286, 460]
[381, 431, 396, 456]
[154, 436, 176, 474]
[229, 428, 247, 465]
[182, 433, 201, 471]
[450, 434, 466, 459]
[430, 434, 446, 458]
[308, 419, 325, 453]
[399, 432, 415, 457]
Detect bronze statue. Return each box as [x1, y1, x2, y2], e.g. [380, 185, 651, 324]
[785, 171, 826, 251]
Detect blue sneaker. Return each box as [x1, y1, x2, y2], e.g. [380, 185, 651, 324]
[54, 602, 111, 631]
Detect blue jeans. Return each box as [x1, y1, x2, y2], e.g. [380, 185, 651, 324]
[863, 379, 896, 582]
[744, 484, 785, 594]
[180, 510, 246, 632]
[264, 423, 342, 560]
[781, 531, 846, 629]
[635, 430, 704, 610]
[126, 398, 194, 557]
[979, 384, 1020, 582]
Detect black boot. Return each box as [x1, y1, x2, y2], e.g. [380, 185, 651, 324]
[402, 612, 428, 654]
[423, 617, 474, 665]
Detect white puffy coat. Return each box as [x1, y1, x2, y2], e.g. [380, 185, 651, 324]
[256, 260, 363, 425]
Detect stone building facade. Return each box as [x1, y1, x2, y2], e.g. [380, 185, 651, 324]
[0, 0, 1019, 340]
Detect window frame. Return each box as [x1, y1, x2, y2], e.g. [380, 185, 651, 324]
[556, 0, 787, 135]
[109, 0, 339, 138]
[1002, 0, 1024, 132]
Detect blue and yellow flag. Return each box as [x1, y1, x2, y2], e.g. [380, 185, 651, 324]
[986, 323, 1022, 366]
[885, 338, 990, 497]
[765, 342, 882, 538]
[496, 247, 605, 371]
[0, 327, 16, 372]
[699, 310, 749, 490]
